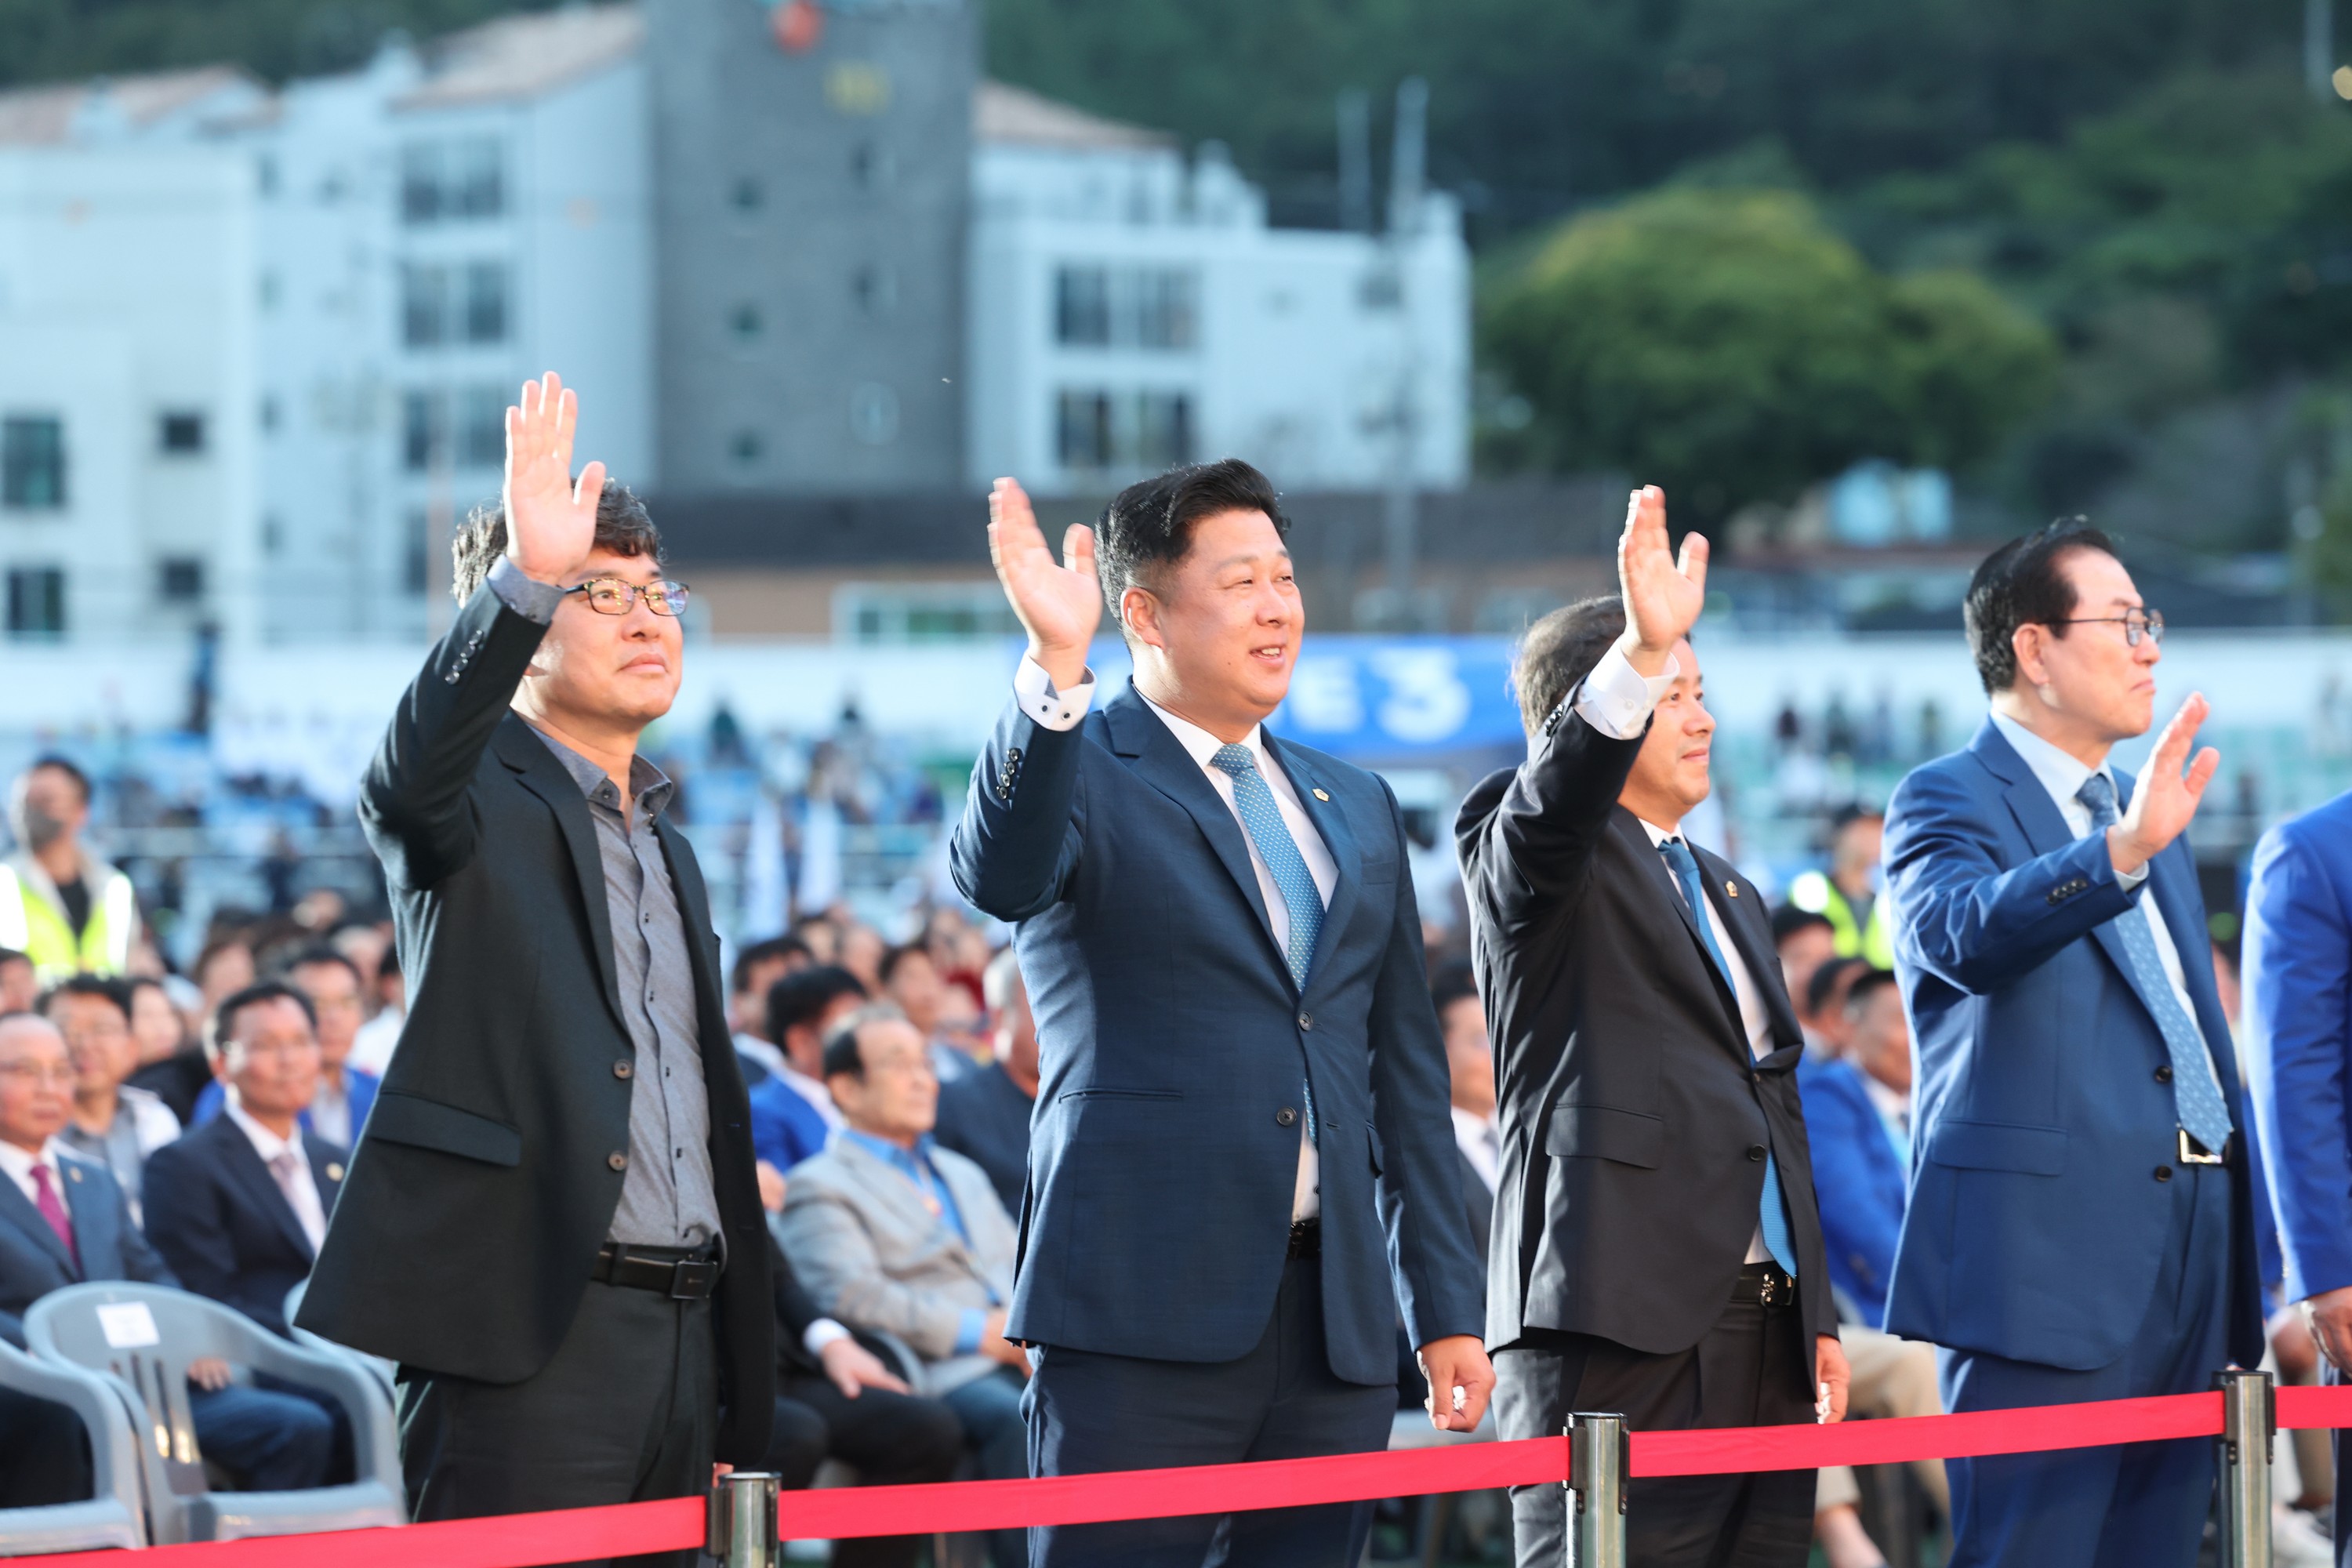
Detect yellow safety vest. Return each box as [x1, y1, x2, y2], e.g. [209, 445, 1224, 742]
[1788, 869, 1895, 970]
[0, 863, 136, 982]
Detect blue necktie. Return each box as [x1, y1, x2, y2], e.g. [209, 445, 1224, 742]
[1659, 837, 1798, 1279]
[2074, 774, 2234, 1153]
[1210, 743, 1324, 1143]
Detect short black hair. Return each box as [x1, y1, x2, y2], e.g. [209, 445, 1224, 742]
[1770, 905, 1835, 947]
[821, 1002, 910, 1080]
[1843, 966, 1900, 1015]
[1430, 961, 1479, 1017]
[1510, 596, 1628, 735]
[0, 947, 34, 973]
[281, 944, 363, 988]
[767, 964, 868, 1044]
[39, 974, 129, 1024]
[23, 754, 93, 804]
[1805, 956, 1870, 1018]
[1094, 459, 1289, 641]
[450, 478, 661, 604]
[732, 935, 811, 997]
[211, 980, 316, 1058]
[1963, 518, 2118, 695]
[877, 943, 933, 988]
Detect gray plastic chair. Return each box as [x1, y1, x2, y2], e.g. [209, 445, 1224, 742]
[283, 1279, 397, 1404]
[0, 1335, 147, 1555]
[26, 1283, 408, 1545]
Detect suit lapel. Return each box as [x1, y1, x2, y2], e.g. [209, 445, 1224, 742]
[1610, 811, 1751, 1067]
[1697, 844, 1804, 1054]
[57, 1157, 108, 1276]
[495, 715, 626, 1031]
[303, 1134, 344, 1222]
[1263, 735, 1359, 993]
[840, 1140, 967, 1261]
[216, 1123, 318, 1265]
[0, 1169, 75, 1276]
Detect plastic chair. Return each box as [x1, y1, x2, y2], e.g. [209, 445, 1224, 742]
[26, 1282, 407, 1545]
[283, 1279, 397, 1403]
[0, 1336, 147, 1555]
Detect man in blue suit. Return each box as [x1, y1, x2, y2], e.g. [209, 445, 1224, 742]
[0, 1011, 336, 1501]
[952, 463, 1489, 1567]
[2244, 785, 2352, 1565]
[1883, 521, 2263, 1568]
[1795, 968, 1911, 1330]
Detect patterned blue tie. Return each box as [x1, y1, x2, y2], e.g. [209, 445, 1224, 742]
[1210, 743, 1325, 1144]
[1660, 837, 1798, 1279]
[2074, 774, 2235, 1153]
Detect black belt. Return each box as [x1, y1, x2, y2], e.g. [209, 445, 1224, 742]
[2178, 1128, 2230, 1167]
[593, 1242, 720, 1301]
[1287, 1219, 1321, 1260]
[1730, 1262, 1795, 1310]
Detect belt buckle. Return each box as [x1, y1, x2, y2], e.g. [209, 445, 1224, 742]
[670, 1258, 717, 1300]
[2177, 1127, 2225, 1167]
[1758, 1270, 1782, 1308]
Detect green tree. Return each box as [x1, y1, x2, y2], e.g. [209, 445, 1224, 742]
[1483, 188, 2056, 519]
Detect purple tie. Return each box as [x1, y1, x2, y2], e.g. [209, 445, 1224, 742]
[30, 1164, 78, 1273]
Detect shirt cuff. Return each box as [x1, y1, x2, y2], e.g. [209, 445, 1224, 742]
[953, 1307, 986, 1355]
[803, 1318, 851, 1358]
[487, 556, 566, 625]
[1013, 655, 1097, 731]
[1571, 639, 1679, 741]
[2117, 862, 2149, 892]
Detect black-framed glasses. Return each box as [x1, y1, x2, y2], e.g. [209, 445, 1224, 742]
[565, 579, 691, 617]
[2053, 608, 2164, 648]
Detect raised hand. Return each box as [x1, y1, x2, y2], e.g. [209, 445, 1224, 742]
[2107, 693, 2220, 874]
[1616, 485, 1709, 675]
[987, 477, 1099, 690]
[503, 372, 605, 586]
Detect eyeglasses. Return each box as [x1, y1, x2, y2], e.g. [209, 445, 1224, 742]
[565, 579, 691, 617]
[0, 1062, 76, 1087]
[2053, 608, 2165, 648]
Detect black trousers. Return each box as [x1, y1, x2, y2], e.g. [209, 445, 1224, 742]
[0, 1385, 89, 1508]
[1495, 1279, 1817, 1568]
[1025, 1254, 1399, 1568]
[397, 1279, 717, 1568]
[766, 1375, 965, 1568]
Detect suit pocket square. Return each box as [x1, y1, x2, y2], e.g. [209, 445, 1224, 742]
[1544, 1104, 1664, 1169]
[1924, 1119, 2068, 1176]
[365, 1091, 524, 1167]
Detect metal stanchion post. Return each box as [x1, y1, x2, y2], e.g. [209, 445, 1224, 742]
[2215, 1370, 2275, 1568]
[1565, 1412, 1629, 1568]
[706, 1471, 781, 1568]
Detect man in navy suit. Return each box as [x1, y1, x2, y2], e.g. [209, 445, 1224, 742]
[1883, 521, 2263, 1568]
[143, 982, 347, 1340]
[2244, 785, 2352, 1565]
[0, 1011, 336, 1501]
[952, 463, 1489, 1567]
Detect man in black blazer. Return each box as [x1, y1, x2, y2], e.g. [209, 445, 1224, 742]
[1457, 488, 1849, 1568]
[953, 465, 1489, 1567]
[296, 374, 773, 1542]
[143, 982, 345, 1338]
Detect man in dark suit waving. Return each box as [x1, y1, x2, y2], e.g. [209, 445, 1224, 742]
[953, 463, 1489, 1567]
[1458, 487, 1847, 1568]
[296, 374, 772, 1543]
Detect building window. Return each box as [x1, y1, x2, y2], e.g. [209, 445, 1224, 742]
[402, 390, 445, 472]
[6, 568, 64, 637]
[256, 154, 278, 198]
[850, 383, 899, 446]
[853, 263, 898, 318]
[731, 176, 764, 213]
[401, 144, 441, 223]
[729, 303, 764, 345]
[260, 395, 279, 434]
[1057, 267, 1109, 347]
[1055, 265, 1197, 350]
[463, 263, 508, 344]
[402, 264, 449, 347]
[158, 412, 206, 455]
[730, 430, 763, 465]
[849, 141, 894, 191]
[403, 139, 504, 223]
[1055, 389, 1193, 472]
[404, 510, 430, 596]
[158, 557, 204, 604]
[459, 387, 505, 468]
[2, 417, 66, 509]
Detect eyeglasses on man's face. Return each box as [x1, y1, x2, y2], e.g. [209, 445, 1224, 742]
[565, 579, 691, 617]
[2053, 608, 2165, 648]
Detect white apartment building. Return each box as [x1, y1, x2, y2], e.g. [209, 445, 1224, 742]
[967, 82, 1469, 498]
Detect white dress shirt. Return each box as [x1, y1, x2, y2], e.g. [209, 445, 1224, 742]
[224, 1096, 329, 1254]
[0, 1136, 67, 1214]
[310, 1075, 354, 1149]
[1451, 1107, 1500, 1194]
[1987, 711, 2216, 1068]
[1013, 658, 1334, 1221]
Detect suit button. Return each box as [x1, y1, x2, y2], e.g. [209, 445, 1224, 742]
[1747, 1145, 1766, 1162]
[1298, 1013, 1313, 1031]
[614, 1061, 633, 1080]
[2154, 1065, 2172, 1085]
[2154, 1165, 2172, 1182]
[1276, 1107, 1298, 1128]
[608, 1152, 630, 1172]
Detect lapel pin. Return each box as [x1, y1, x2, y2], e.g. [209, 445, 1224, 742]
[1312, 789, 1330, 802]
[1726, 882, 1739, 897]
[326, 1163, 344, 1181]
[67, 1166, 81, 1181]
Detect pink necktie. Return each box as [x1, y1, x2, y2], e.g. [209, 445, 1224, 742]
[30, 1164, 79, 1274]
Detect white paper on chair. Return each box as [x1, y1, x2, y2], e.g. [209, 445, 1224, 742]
[96, 1301, 160, 1348]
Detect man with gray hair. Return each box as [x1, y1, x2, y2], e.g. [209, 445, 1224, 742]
[934, 946, 1038, 1214]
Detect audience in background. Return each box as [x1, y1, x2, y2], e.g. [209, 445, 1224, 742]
[880, 944, 974, 1084]
[4, 757, 139, 982]
[45, 977, 180, 1225]
[143, 982, 344, 1341]
[0, 949, 34, 1014]
[191, 948, 379, 1145]
[193, 938, 256, 1022]
[123, 973, 211, 1125]
[1433, 964, 1497, 1250]
[750, 966, 869, 1175]
[934, 946, 1038, 1215]
[777, 1004, 1027, 1568]
[1796, 969, 1911, 1330]
[1787, 808, 1893, 969]
[347, 943, 405, 1078]
[836, 922, 885, 993]
[731, 935, 814, 1087]
[1802, 955, 1869, 1060]
[1772, 907, 1840, 1051]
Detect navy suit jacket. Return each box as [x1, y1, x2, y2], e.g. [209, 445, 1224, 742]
[1794, 1055, 1907, 1330]
[0, 1150, 174, 1346]
[950, 680, 1483, 1385]
[2245, 787, 2352, 1304]
[140, 1115, 345, 1338]
[1883, 720, 2263, 1370]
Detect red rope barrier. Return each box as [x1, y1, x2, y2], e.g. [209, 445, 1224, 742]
[15, 1383, 2352, 1564]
